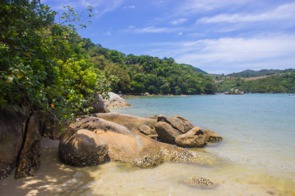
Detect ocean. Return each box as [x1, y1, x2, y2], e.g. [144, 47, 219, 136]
[1, 94, 295, 195]
[111, 94, 295, 195]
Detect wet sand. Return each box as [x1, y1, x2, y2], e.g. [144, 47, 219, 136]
[1, 138, 294, 196]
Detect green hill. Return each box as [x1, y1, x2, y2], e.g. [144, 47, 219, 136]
[214, 69, 295, 93]
[87, 45, 214, 95]
[227, 69, 295, 77]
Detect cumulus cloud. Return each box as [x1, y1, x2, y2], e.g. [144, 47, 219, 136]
[198, 2, 295, 23]
[178, 0, 253, 14]
[146, 34, 295, 73]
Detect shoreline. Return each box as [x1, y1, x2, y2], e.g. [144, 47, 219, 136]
[1, 94, 295, 195]
[1, 138, 294, 195]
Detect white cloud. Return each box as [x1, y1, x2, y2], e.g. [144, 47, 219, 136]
[125, 26, 179, 34]
[198, 2, 295, 23]
[178, 0, 253, 14]
[170, 18, 187, 25]
[146, 34, 295, 73]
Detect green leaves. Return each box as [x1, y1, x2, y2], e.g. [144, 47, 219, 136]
[0, 1, 110, 124]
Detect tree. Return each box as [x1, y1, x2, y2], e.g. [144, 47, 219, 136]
[0, 1, 111, 123]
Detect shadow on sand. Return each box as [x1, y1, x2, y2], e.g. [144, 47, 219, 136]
[0, 138, 100, 195]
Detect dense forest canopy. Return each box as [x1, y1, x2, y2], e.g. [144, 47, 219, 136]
[214, 69, 295, 93]
[0, 0, 215, 123]
[0, 0, 112, 122]
[87, 46, 216, 95]
[227, 69, 295, 78]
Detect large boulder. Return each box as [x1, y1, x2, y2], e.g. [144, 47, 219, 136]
[59, 116, 220, 168]
[155, 121, 181, 144]
[166, 115, 194, 134]
[59, 129, 109, 167]
[38, 111, 64, 140]
[0, 109, 26, 179]
[15, 115, 41, 178]
[94, 113, 157, 134]
[90, 93, 110, 113]
[155, 115, 195, 144]
[175, 127, 207, 148]
[0, 109, 43, 179]
[103, 92, 131, 109]
[70, 116, 131, 135]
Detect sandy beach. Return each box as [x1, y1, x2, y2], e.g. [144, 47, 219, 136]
[1, 137, 294, 196]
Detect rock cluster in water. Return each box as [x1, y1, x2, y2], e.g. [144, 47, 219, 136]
[59, 113, 222, 168]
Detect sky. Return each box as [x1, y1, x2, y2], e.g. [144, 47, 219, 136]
[43, 0, 295, 74]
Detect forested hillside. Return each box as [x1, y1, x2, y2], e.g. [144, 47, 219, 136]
[227, 69, 295, 77]
[215, 70, 295, 93]
[87, 45, 215, 95]
[0, 1, 215, 124]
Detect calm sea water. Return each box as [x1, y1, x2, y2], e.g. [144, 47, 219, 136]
[111, 94, 295, 194]
[1, 94, 295, 195]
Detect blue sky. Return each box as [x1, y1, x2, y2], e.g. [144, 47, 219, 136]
[43, 0, 295, 74]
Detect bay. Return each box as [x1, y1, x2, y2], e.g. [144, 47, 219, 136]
[1, 94, 295, 195]
[111, 94, 295, 195]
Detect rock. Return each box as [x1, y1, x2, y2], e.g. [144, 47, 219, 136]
[155, 121, 181, 144]
[59, 116, 221, 168]
[139, 124, 157, 138]
[94, 113, 156, 134]
[182, 176, 216, 189]
[90, 93, 110, 113]
[0, 108, 26, 179]
[175, 127, 207, 148]
[59, 129, 109, 167]
[93, 129, 164, 167]
[156, 115, 194, 134]
[156, 114, 168, 122]
[103, 92, 131, 109]
[70, 116, 131, 135]
[204, 130, 223, 143]
[38, 111, 64, 140]
[167, 116, 194, 134]
[15, 114, 41, 178]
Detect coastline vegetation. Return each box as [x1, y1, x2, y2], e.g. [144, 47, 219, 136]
[1, 1, 294, 125]
[0, 0, 215, 124]
[214, 69, 295, 93]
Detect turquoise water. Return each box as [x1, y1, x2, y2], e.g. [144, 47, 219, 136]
[112, 94, 295, 193]
[2, 94, 295, 195]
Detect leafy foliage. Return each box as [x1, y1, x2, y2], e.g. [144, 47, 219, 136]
[88, 48, 216, 95]
[227, 69, 295, 77]
[0, 0, 110, 123]
[0, 0, 216, 125]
